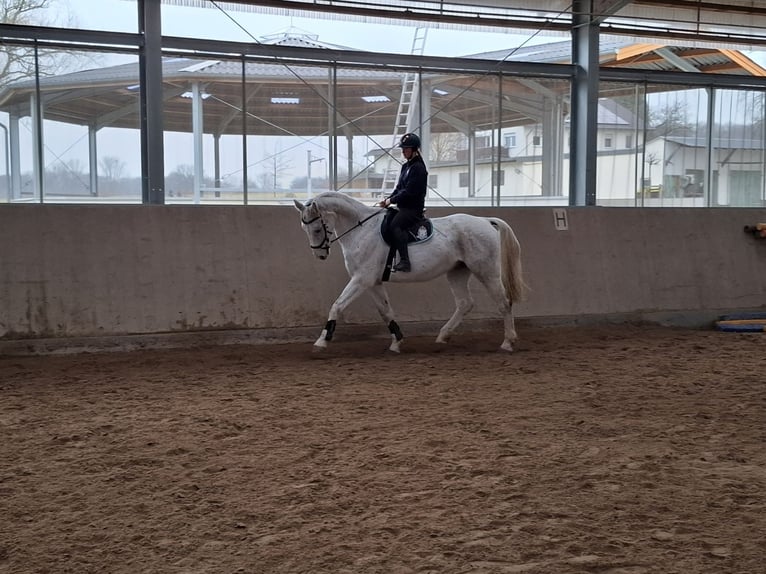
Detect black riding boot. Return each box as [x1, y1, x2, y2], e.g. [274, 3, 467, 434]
[393, 229, 411, 272]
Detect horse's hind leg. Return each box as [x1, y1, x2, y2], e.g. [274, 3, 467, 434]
[437, 266, 474, 344]
[477, 274, 517, 352]
[369, 284, 403, 353]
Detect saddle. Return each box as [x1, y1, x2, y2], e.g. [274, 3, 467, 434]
[379, 208, 433, 246]
[380, 208, 434, 282]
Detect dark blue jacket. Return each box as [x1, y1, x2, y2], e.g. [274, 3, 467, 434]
[390, 154, 427, 212]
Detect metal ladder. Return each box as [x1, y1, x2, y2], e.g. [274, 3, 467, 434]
[381, 26, 428, 192]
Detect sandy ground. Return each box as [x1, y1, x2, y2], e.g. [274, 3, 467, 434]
[1, 323, 764, 574]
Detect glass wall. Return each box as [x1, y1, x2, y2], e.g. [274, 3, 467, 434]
[711, 89, 766, 207]
[2, 1, 763, 208]
[162, 57, 250, 205]
[0, 45, 141, 204]
[596, 82, 766, 207]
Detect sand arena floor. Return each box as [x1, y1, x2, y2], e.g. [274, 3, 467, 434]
[1, 323, 764, 574]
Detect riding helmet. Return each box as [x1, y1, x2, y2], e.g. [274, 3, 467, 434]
[398, 133, 421, 150]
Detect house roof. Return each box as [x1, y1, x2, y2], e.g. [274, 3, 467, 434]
[664, 136, 764, 150]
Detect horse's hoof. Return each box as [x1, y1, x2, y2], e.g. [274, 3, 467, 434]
[435, 337, 448, 344]
[312, 344, 327, 353]
[500, 340, 514, 352]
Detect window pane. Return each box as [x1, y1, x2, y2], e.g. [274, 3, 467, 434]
[162, 57, 269, 205]
[596, 82, 715, 207]
[712, 89, 766, 207]
[0, 45, 141, 203]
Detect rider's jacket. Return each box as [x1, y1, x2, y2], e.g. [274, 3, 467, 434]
[390, 154, 427, 213]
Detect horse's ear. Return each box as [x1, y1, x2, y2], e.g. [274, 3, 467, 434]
[293, 199, 304, 211]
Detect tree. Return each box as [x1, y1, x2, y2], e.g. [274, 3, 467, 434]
[44, 158, 89, 195]
[166, 164, 195, 197]
[430, 132, 464, 162]
[649, 100, 692, 136]
[0, 0, 83, 90]
[257, 144, 293, 193]
[99, 156, 126, 181]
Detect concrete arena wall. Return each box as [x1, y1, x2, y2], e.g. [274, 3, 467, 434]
[1, 204, 765, 349]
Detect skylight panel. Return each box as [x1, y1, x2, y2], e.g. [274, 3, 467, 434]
[362, 95, 390, 103]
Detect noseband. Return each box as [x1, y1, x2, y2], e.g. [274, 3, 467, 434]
[302, 208, 384, 251]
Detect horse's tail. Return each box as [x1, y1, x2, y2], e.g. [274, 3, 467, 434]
[489, 217, 528, 304]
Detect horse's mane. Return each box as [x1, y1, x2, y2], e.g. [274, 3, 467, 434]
[308, 191, 377, 218]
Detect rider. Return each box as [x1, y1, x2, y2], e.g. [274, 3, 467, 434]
[378, 132, 428, 272]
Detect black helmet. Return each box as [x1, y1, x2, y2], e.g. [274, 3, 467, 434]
[398, 133, 421, 150]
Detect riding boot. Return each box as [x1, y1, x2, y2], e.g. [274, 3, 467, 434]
[393, 232, 411, 272]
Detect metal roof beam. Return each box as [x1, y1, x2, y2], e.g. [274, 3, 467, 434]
[600, 66, 766, 89]
[652, 47, 700, 73]
[633, 0, 766, 17]
[592, 0, 634, 24]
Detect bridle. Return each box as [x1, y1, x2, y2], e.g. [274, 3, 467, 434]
[300, 213, 332, 251]
[301, 207, 384, 252]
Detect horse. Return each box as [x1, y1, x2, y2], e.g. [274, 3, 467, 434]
[294, 191, 527, 353]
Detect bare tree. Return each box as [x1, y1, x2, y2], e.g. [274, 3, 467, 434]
[430, 132, 463, 162]
[99, 156, 126, 181]
[258, 144, 293, 193]
[166, 164, 195, 197]
[649, 100, 692, 136]
[44, 158, 89, 195]
[0, 0, 83, 90]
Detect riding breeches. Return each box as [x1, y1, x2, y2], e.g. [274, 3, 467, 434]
[390, 208, 422, 247]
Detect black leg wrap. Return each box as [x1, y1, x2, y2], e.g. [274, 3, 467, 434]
[388, 320, 403, 341]
[324, 319, 337, 341]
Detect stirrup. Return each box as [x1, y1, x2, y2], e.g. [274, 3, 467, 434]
[393, 260, 411, 272]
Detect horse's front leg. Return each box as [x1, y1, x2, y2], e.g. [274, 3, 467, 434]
[368, 284, 403, 353]
[314, 277, 369, 351]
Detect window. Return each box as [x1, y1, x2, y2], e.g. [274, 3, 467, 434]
[604, 134, 613, 149]
[504, 133, 517, 148]
[459, 172, 469, 188]
[428, 174, 438, 188]
[492, 170, 505, 186]
[625, 134, 633, 148]
[532, 135, 541, 146]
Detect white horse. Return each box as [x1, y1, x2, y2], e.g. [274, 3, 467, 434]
[294, 191, 527, 352]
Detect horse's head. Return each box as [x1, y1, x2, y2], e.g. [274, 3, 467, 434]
[294, 199, 335, 260]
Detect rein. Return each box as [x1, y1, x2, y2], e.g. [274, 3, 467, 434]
[332, 209, 384, 243]
[302, 207, 385, 250]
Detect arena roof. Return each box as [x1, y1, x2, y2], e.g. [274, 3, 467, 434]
[164, 1, 766, 49]
[0, 35, 763, 137]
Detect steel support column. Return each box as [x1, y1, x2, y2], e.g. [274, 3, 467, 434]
[570, 0, 599, 206]
[139, 0, 165, 204]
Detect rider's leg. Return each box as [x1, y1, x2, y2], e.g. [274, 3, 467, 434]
[392, 226, 410, 272]
[391, 210, 418, 272]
